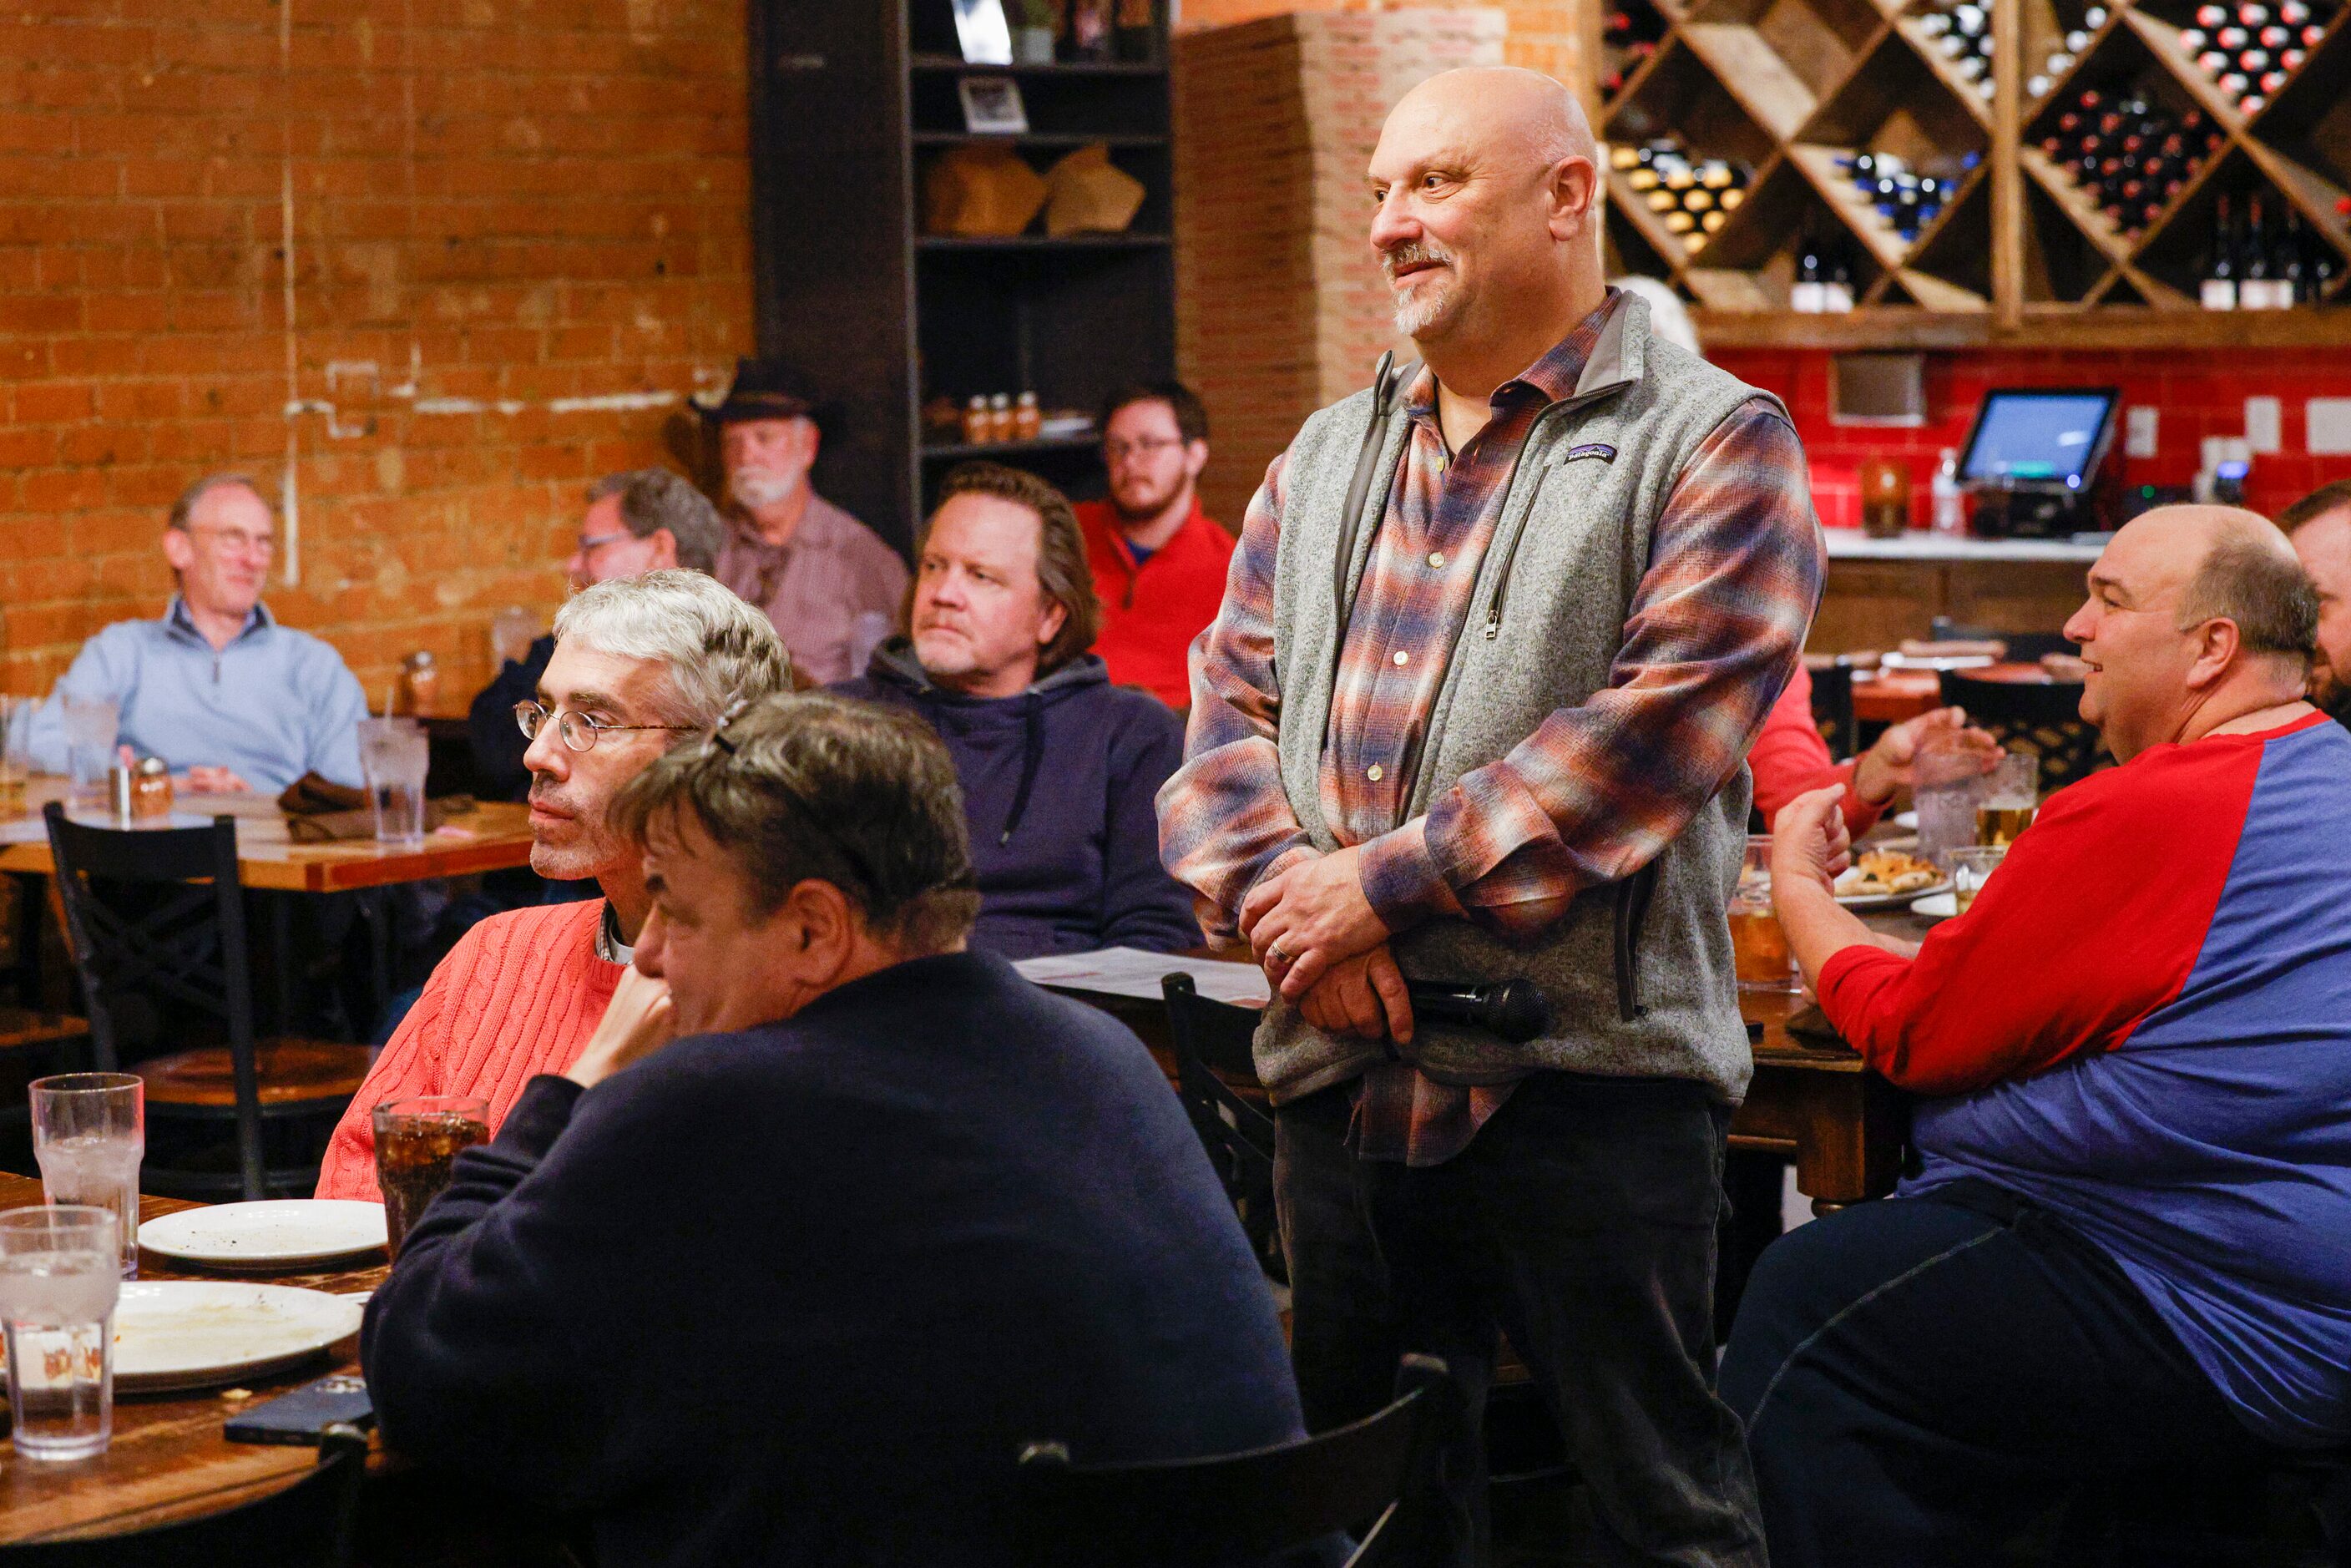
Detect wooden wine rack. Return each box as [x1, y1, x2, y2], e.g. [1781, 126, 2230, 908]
[1593, 0, 2351, 346]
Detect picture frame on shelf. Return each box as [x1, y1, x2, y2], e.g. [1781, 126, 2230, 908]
[951, 0, 1013, 66]
[958, 75, 1030, 135]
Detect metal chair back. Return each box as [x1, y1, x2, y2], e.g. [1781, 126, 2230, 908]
[1939, 669, 2110, 792]
[1017, 1355, 1464, 1568]
[43, 803, 265, 1198]
[1160, 973, 1280, 1282]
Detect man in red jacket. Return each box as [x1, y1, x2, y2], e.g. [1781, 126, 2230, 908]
[1076, 382, 1236, 711]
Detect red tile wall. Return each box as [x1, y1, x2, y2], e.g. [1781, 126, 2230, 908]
[1708, 346, 2351, 534]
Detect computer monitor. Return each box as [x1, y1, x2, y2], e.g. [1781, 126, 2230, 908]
[1957, 387, 2121, 492]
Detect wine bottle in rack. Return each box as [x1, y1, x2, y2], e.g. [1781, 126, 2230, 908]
[1792, 235, 1827, 313]
[2241, 195, 2280, 307]
[2203, 193, 2238, 310]
[2181, 0, 2337, 114]
[1612, 139, 1749, 255]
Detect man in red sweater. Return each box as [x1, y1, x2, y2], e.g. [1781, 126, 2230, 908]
[1076, 382, 1235, 711]
[315, 571, 790, 1199]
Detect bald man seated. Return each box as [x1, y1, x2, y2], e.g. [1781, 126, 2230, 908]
[1720, 507, 2351, 1568]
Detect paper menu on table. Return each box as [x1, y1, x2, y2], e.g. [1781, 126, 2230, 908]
[1014, 947, 1271, 1009]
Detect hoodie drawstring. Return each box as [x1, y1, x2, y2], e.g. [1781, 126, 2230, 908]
[1002, 691, 1044, 845]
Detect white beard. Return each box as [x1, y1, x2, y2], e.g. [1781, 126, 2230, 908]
[728, 468, 802, 511]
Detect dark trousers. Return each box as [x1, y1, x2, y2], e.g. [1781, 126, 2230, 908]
[1273, 1074, 1766, 1568]
[1718, 1180, 2260, 1568]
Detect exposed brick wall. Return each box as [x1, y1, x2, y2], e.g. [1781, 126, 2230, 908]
[1174, 9, 1505, 527]
[1709, 346, 2351, 532]
[0, 0, 751, 704]
[1176, 0, 1588, 85]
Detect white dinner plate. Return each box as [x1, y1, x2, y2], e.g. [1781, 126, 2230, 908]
[139, 1200, 387, 1272]
[1835, 879, 1952, 912]
[113, 1281, 364, 1393]
[1893, 810, 1919, 830]
[1911, 891, 1959, 919]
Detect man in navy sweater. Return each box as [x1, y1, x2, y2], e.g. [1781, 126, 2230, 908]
[832, 461, 1201, 959]
[361, 692, 1303, 1568]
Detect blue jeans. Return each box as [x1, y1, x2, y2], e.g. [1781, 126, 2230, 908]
[1273, 1073, 1765, 1568]
[1719, 1180, 2258, 1567]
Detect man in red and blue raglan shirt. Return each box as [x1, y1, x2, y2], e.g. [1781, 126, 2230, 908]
[1722, 505, 2351, 1568]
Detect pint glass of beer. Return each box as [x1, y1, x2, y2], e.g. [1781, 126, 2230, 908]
[1732, 836, 1802, 993]
[1974, 752, 2040, 847]
[372, 1096, 489, 1257]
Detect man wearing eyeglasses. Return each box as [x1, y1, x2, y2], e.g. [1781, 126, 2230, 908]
[316, 570, 791, 1198]
[1076, 382, 1234, 711]
[23, 473, 368, 795]
[465, 468, 729, 801]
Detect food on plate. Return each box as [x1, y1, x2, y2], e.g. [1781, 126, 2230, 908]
[1834, 848, 1942, 898]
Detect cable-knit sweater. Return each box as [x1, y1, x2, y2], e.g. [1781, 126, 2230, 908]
[316, 898, 622, 1201]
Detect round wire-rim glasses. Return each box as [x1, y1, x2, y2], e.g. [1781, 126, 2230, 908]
[513, 701, 695, 754]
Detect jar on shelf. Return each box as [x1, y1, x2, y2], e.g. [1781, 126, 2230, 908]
[988, 393, 1015, 443]
[1014, 391, 1042, 441]
[963, 396, 992, 445]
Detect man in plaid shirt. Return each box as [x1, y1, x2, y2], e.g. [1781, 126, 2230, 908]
[1159, 68, 1821, 1565]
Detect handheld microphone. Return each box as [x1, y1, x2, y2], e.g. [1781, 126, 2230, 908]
[1403, 978, 1550, 1044]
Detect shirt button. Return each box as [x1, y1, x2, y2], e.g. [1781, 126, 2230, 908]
[1367, 764, 1384, 782]
[1392, 650, 1409, 667]
[1428, 550, 1446, 568]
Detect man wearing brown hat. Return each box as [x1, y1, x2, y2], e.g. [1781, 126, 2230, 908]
[706, 359, 909, 685]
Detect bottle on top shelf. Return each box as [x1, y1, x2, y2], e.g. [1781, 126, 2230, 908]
[2181, 0, 2335, 115]
[1792, 235, 1828, 313]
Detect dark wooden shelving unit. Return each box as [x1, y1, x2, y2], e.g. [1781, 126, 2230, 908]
[1595, 0, 2351, 346]
[750, 4, 1176, 554]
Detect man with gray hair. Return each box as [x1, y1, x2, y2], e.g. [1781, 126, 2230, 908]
[362, 691, 1307, 1568]
[25, 471, 368, 794]
[317, 569, 789, 1197]
[468, 468, 731, 800]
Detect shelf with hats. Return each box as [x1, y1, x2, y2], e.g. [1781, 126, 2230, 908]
[1593, 0, 2351, 346]
[746, 0, 1175, 550]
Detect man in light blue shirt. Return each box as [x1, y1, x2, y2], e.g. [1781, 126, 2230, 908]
[26, 473, 368, 794]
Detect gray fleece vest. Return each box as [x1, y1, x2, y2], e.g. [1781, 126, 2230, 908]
[1259, 296, 1813, 1107]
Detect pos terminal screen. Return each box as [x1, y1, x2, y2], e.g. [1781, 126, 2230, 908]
[1959, 389, 2118, 488]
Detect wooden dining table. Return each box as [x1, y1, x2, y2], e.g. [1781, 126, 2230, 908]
[0, 1176, 570, 1560]
[1853, 660, 2082, 727]
[0, 1172, 383, 1545]
[0, 780, 537, 895]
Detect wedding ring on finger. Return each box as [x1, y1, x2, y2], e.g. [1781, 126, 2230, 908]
[1267, 945, 1294, 969]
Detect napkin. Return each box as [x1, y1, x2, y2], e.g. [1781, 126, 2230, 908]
[277, 771, 476, 843]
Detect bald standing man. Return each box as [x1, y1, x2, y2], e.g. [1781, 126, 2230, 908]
[1159, 67, 1821, 1564]
[1725, 507, 2351, 1565]
[2279, 478, 2351, 724]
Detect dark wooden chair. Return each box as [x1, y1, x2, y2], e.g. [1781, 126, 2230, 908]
[1806, 658, 1860, 759]
[0, 1422, 369, 1566]
[1161, 973, 1282, 1283]
[43, 804, 372, 1201]
[1016, 1354, 1464, 1568]
[1939, 668, 2110, 792]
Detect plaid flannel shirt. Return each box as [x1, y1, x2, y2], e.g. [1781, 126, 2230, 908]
[1161, 295, 1822, 1164]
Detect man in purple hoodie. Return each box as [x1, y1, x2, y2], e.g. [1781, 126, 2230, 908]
[832, 463, 1201, 959]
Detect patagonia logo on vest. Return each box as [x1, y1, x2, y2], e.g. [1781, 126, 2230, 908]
[1560, 443, 1617, 464]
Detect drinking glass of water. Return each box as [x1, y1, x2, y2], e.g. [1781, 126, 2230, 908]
[0, 1206, 121, 1461]
[31, 1073, 144, 1278]
[61, 694, 119, 817]
[0, 694, 31, 818]
[360, 722, 431, 845]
